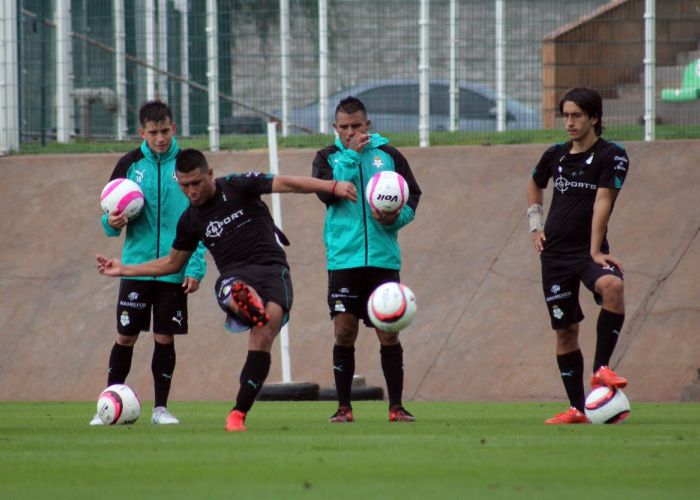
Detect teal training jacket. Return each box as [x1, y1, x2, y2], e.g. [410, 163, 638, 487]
[100, 137, 207, 283]
[312, 134, 421, 270]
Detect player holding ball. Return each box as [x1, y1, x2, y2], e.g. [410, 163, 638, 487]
[312, 96, 422, 424]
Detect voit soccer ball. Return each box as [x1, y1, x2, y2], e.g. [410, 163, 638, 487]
[100, 178, 144, 220]
[96, 384, 141, 425]
[585, 387, 630, 424]
[367, 282, 417, 333]
[365, 171, 409, 213]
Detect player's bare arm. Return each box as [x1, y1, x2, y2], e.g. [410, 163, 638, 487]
[590, 187, 623, 272]
[527, 177, 546, 253]
[97, 248, 193, 278]
[272, 175, 358, 202]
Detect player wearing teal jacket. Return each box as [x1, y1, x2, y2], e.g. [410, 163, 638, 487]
[312, 133, 420, 270]
[312, 96, 421, 425]
[102, 136, 206, 283]
[91, 100, 206, 427]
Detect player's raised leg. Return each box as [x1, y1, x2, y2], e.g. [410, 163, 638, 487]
[590, 274, 627, 389]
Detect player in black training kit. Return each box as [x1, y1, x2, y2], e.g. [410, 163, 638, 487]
[97, 148, 357, 431]
[527, 87, 630, 424]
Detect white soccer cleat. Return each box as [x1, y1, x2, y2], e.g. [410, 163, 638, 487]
[151, 406, 180, 425]
[89, 413, 104, 426]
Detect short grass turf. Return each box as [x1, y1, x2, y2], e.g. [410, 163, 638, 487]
[1, 401, 699, 499]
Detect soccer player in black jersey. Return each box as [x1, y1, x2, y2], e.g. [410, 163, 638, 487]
[527, 87, 630, 424]
[97, 148, 357, 431]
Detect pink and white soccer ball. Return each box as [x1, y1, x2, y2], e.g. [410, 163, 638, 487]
[365, 171, 409, 213]
[367, 282, 417, 333]
[100, 178, 144, 220]
[96, 384, 141, 425]
[584, 387, 630, 424]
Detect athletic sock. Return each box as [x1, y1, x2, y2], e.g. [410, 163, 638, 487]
[152, 341, 176, 408]
[593, 309, 625, 372]
[556, 349, 585, 412]
[380, 343, 404, 407]
[233, 350, 271, 413]
[332, 345, 355, 408]
[107, 342, 134, 386]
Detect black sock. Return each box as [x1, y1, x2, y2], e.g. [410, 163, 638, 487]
[333, 345, 355, 408]
[556, 349, 585, 412]
[593, 309, 625, 372]
[381, 343, 405, 407]
[152, 341, 176, 408]
[234, 350, 271, 413]
[107, 343, 134, 386]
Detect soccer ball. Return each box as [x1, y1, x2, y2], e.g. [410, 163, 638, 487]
[96, 384, 141, 425]
[100, 178, 144, 220]
[365, 171, 409, 213]
[584, 387, 630, 424]
[367, 282, 417, 333]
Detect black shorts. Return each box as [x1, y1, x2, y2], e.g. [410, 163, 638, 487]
[214, 263, 293, 333]
[116, 279, 188, 336]
[540, 252, 624, 330]
[327, 267, 400, 327]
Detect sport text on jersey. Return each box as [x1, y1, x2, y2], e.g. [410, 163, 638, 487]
[553, 176, 597, 193]
[206, 209, 244, 238]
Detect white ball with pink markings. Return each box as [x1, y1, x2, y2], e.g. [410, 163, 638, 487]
[367, 282, 417, 333]
[365, 171, 409, 213]
[100, 178, 144, 220]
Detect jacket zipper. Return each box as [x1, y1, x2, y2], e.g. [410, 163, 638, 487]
[359, 164, 368, 266]
[156, 158, 162, 259]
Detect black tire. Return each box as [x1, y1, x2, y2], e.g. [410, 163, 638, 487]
[256, 382, 320, 401]
[317, 385, 384, 401]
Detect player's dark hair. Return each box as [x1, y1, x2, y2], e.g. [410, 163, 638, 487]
[335, 96, 367, 118]
[176, 148, 209, 174]
[139, 100, 173, 127]
[559, 87, 604, 136]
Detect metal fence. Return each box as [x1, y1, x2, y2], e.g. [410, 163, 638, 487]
[1, 0, 699, 153]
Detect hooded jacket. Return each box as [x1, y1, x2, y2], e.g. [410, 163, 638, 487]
[312, 134, 421, 270]
[101, 137, 206, 283]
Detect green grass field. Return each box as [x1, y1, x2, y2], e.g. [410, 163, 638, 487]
[1, 401, 698, 499]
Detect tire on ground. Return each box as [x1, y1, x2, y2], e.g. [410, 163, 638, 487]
[318, 385, 384, 401]
[257, 382, 320, 401]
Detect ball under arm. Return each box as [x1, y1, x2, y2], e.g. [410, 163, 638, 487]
[527, 204, 545, 234]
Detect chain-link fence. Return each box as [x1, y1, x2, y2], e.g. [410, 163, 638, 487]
[2, 0, 699, 151]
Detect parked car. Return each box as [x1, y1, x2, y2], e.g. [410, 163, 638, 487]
[288, 79, 540, 134]
[220, 114, 267, 134]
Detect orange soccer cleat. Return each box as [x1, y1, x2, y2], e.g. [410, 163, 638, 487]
[225, 409, 247, 432]
[231, 281, 269, 327]
[545, 407, 590, 425]
[591, 366, 628, 389]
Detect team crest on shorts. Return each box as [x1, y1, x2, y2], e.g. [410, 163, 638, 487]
[552, 305, 564, 320]
[120, 310, 130, 326]
[334, 301, 346, 312]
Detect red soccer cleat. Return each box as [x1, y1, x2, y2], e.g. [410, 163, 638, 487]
[389, 405, 416, 422]
[225, 409, 247, 432]
[545, 407, 590, 425]
[329, 406, 354, 423]
[591, 366, 628, 389]
[231, 281, 269, 327]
